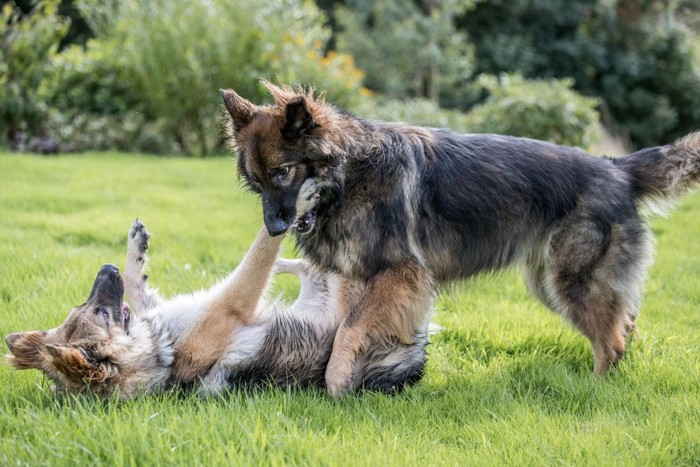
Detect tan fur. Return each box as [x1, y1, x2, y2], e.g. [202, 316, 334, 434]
[171, 227, 282, 381]
[171, 313, 243, 382]
[210, 227, 283, 317]
[250, 82, 386, 163]
[5, 331, 45, 369]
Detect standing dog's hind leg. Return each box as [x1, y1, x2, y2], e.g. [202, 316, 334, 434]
[543, 217, 649, 374]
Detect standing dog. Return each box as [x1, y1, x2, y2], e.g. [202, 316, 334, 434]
[221, 82, 700, 396]
[5, 215, 430, 399]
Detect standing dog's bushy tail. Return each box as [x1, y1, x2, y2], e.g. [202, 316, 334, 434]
[614, 131, 700, 210]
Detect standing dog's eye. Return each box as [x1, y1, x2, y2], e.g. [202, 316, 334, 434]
[273, 166, 291, 180]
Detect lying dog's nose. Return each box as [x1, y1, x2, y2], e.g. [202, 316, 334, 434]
[87, 264, 123, 303]
[99, 264, 120, 275]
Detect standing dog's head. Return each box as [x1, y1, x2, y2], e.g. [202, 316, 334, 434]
[5, 264, 131, 396]
[220, 82, 343, 237]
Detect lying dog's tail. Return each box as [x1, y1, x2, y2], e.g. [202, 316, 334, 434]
[613, 131, 700, 211]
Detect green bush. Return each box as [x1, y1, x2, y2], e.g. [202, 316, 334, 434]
[464, 74, 600, 148]
[44, 0, 365, 156]
[0, 0, 67, 147]
[354, 96, 471, 132]
[44, 110, 172, 154]
[354, 74, 600, 148]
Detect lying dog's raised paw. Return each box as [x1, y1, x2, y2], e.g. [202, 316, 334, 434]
[297, 179, 321, 211]
[294, 179, 321, 234]
[128, 218, 151, 254]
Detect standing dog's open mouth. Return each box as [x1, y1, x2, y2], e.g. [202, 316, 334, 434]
[294, 209, 317, 234]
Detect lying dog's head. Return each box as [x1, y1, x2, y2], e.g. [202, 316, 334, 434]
[221, 82, 343, 236]
[5, 264, 131, 396]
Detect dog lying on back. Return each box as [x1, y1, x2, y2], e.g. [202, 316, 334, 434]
[5, 204, 430, 399]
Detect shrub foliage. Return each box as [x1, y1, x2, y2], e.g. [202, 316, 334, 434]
[4, 0, 697, 154]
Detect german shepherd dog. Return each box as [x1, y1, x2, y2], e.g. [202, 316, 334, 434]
[220, 82, 700, 396]
[5, 212, 430, 399]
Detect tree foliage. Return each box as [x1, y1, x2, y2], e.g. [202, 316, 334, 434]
[460, 0, 700, 147]
[0, 0, 67, 146]
[334, 0, 473, 101]
[45, 0, 365, 156]
[3, 0, 697, 154]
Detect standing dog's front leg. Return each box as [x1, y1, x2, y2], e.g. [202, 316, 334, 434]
[325, 260, 434, 396]
[124, 219, 162, 313]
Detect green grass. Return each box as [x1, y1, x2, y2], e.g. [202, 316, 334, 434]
[1, 151, 698, 465]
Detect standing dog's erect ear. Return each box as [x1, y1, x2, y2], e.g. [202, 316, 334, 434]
[282, 96, 317, 140]
[220, 89, 256, 132]
[5, 331, 47, 369]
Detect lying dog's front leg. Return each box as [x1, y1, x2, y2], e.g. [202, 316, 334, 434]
[209, 226, 285, 320]
[210, 177, 321, 319]
[124, 219, 161, 313]
[173, 180, 321, 384]
[325, 260, 434, 396]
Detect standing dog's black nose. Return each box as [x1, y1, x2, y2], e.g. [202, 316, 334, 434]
[265, 218, 289, 237]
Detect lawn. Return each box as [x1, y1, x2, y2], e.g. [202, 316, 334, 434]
[0, 151, 698, 465]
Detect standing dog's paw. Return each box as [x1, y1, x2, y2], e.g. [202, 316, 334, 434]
[128, 218, 151, 254]
[325, 366, 353, 398]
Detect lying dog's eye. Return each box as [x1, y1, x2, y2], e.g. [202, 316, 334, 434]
[95, 307, 110, 323]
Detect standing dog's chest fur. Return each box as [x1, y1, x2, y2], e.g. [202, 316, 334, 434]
[296, 158, 417, 279]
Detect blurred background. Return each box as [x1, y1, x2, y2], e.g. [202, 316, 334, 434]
[1, 0, 699, 157]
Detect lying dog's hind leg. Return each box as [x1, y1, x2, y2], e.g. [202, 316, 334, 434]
[124, 219, 162, 313]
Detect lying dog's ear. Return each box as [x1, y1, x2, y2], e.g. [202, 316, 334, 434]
[45, 344, 115, 383]
[46, 344, 103, 381]
[282, 96, 318, 140]
[5, 331, 46, 369]
[220, 89, 256, 132]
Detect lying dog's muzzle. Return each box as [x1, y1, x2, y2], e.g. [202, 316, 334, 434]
[88, 264, 130, 332]
[88, 264, 123, 302]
